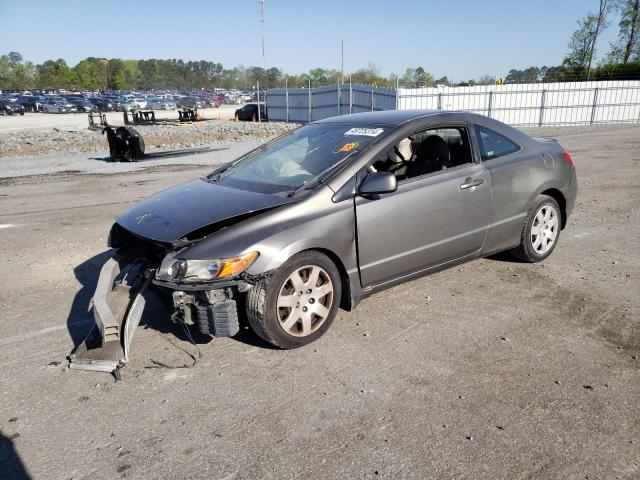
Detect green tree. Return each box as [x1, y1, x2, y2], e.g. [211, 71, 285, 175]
[36, 59, 75, 89]
[564, 0, 612, 79]
[412, 66, 434, 87]
[476, 75, 495, 85]
[73, 58, 102, 90]
[606, 0, 640, 64]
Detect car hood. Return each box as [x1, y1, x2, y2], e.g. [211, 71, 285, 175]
[116, 178, 296, 244]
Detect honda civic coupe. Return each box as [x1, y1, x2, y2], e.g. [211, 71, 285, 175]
[70, 110, 577, 375]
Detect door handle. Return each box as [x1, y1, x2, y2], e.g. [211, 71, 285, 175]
[460, 178, 484, 190]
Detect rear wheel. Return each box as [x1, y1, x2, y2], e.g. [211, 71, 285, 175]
[246, 251, 341, 349]
[510, 194, 561, 262]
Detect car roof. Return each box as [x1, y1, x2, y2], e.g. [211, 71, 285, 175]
[315, 109, 473, 126]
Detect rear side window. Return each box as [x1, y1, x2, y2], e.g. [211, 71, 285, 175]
[475, 125, 520, 161]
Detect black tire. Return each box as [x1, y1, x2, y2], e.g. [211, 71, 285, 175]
[510, 194, 561, 262]
[246, 250, 342, 349]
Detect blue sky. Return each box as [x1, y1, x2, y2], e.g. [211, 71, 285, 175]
[0, 0, 621, 81]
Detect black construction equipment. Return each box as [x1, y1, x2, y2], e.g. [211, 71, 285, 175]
[179, 108, 198, 122]
[123, 110, 156, 125]
[88, 112, 108, 130]
[102, 126, 146, 162]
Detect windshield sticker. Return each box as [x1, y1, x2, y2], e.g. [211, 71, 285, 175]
[344, 127, 384, 137]
[336, 142, 360, 153]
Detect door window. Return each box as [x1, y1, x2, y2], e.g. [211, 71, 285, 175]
[371, 126, 473, 181]
[475, 125, 520, 161]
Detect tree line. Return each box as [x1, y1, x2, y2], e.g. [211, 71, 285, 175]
[1, 0, 638, 91]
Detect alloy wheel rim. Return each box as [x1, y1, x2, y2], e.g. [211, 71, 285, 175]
[531, 204, 558, 255]
[276, 265, 333, 337]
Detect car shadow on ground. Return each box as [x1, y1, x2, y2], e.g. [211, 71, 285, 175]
[89, 146, 227, 163]
[66, 252, 276, 358]
[0, 431, 32, 480]
[486, 251, 527, 263]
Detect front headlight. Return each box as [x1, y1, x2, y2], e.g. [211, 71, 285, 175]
[156, 251, 259, 283]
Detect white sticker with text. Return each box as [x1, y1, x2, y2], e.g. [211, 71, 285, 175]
[344, 127, 384, 137]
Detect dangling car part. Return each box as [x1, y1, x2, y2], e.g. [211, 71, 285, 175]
[70, 111, 577, 375]
[68, 256, 154, 378]
[102, 126, 145, 162]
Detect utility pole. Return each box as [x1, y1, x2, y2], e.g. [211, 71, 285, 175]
[260, 0, 266, 68]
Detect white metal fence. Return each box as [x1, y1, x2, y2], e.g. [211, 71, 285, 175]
[266, 80, 640, 127]
[398, 80, 640, 126]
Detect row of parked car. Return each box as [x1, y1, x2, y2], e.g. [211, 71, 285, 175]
[0, 89, 237, 115]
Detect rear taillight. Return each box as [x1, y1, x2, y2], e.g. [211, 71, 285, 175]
[562, 151, 574, 167]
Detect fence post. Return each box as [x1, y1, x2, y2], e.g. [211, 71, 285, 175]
[338, 83, 341, 116]
[285, 76, 289, 123]
[395, 78, 399, 110]
[308, 77, 312, 123]
[538, 89, 546, 127]
[371, 88, 374, 111]
[256, 81, 261, 122]
[437, 93, 442, 110]
[590, 87, 599, 125]
[487, 91, 493, 118]
[349, 77, 353, 114]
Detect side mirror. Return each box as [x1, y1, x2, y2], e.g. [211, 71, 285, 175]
[359, 171, 397, 196]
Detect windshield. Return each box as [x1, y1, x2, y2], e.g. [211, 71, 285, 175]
[211, 123, 387, 194]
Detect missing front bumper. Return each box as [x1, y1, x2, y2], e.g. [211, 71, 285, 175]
[68, 256, 153, 376]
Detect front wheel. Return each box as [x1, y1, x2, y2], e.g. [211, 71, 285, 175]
[510, 194, 561, 262]
[246, 251, 341, 349]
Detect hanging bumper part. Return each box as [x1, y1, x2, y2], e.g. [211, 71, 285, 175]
[68, 257, 153, 377]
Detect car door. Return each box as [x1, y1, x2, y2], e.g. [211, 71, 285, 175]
[355, 125, 491, 288]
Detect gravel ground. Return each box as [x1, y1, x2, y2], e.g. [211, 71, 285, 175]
[0, 141, 264, 178]
[0, 105, 239, 134]
[0, 118, 297, 169]
[0, 124, 638, 479]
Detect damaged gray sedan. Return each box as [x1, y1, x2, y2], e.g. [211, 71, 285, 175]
[70, 110, 577, 376]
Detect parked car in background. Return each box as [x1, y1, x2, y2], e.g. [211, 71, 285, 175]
[88, 97, 115, 112]
[146, 98, 177, 110]
[16, 95, 46, 112]
[234, 103, 267, 121]
[41, 98, 77, 113]
[207, 94, 224, 107]
[65, 97, 98, 112]
[177, 96, 205, 109]
[0, 99, 25, 115]
[131, 97, 147, 109]
[119, 100, 139, 112]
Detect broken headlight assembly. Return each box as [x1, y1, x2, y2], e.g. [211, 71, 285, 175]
[156, 251, 259, 283]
